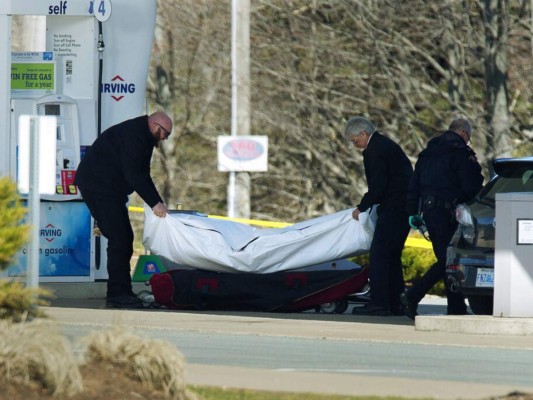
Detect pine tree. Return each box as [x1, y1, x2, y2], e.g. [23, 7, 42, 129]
[0, 177, 28, 271]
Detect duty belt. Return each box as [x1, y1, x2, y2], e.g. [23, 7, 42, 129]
[421, 195, 455, 211]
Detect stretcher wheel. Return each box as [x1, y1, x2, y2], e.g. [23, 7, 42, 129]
[318, 300, 348, 314]
[333, 300, 348, 313]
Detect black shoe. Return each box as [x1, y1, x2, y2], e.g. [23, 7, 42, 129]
[390, 306, 405, 316]
[105, 294, 143, 309]
[352, 304, 391, 316]
[400, 292, 418, 320]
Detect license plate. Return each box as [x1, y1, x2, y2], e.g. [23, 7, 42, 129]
[475, 268, 494, 287]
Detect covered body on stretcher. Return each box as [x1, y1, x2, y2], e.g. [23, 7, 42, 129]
[142, 205, 377, 274]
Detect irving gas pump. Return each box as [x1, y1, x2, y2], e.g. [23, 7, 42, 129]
[0, 0, 157, 283]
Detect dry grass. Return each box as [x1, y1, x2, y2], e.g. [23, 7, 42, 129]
[82, 326, 199, 400]
[0, 318, 200, 399]
[493, 393, 533, 400]
[0, 319, 83, 396]
[0, 280, 52, 322]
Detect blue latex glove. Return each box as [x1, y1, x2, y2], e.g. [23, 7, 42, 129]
[409, 215, 425, 230]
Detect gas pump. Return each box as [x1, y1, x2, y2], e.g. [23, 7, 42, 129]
[35, 94, 81, 196]
[0, 0, 157, 283]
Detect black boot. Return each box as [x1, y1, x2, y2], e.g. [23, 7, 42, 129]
[352, 304, 391, 316]
[400, 292, 418, 320]
[106, 294, 143, 309]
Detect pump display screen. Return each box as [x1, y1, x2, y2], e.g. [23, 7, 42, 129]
[44, 104, 61, 116]
[56, 125, 63, 141]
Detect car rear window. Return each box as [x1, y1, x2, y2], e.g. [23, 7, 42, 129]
[481, 167, 533, 202]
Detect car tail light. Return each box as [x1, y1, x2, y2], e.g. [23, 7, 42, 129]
[455, 204, 476, 244]
[446, 264, 460, 271]
[445, 263, 465, 286]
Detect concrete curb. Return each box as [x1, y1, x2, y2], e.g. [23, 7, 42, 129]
[42, 282, 533, 336]
[416, 314, 533, 335]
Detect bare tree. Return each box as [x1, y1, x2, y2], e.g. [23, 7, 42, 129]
[478, 0, 512, 158]
[148, 0, 233, 213]
[147, 0, 532, 221]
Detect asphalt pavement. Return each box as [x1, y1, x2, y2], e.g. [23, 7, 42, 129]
[40, 282, 533, 399]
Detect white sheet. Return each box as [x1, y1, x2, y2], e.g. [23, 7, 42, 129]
[142, 205, 376, 274]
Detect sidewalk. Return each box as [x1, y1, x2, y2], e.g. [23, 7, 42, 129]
[41, 282, 533, 399]
[43, 282, 533, 336]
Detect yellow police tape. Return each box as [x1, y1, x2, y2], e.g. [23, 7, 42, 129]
[127, 206, 290, 228]
[128, 206, 432, 249]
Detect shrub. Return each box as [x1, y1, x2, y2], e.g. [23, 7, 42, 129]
[0, 177, 51, 321]
[0, 281, 51, 322]
[83, 327, 199, 400]
[402, 246, 444, 295]
[0, 319, 83, 396]
[0, 177, 29, 271]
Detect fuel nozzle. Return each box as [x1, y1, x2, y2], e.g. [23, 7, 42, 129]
[416, 221, 430, 241]
[98, 33, 105, 55]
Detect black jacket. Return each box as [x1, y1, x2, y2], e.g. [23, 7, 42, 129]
[74, 115, 162, 208]
[357, 132, 413, 212]
[406, 130, 483, 215]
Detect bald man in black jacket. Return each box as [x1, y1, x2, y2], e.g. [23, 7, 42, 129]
[75, 112, 171, 308]
[345, 116, 413, 316]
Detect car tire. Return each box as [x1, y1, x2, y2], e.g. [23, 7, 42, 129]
[467, 295, 493, 315]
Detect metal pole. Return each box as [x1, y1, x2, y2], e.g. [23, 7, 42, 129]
[229, 0, 238, 218]
[27, 117, 40, 289]
[0, 15, 12, 176]
[230, 0, 251, 218]
[228, 171, 236, 218]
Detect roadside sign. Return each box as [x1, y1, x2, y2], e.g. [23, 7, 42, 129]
[217, 135, 268, 172]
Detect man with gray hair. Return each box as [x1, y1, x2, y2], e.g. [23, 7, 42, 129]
[402, 117, 484, 319]
[345, 116, 413, 316]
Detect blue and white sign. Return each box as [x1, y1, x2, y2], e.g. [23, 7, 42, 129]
[10, 201, 91, 278]
[217, 135, 268, 172]
[89, 0, 112, 22]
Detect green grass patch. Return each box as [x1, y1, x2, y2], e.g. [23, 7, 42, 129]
[191, 386, 416, 400]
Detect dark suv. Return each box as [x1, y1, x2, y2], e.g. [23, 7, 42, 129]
[445, 156, 533, 315]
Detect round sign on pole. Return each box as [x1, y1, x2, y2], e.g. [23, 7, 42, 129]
[217, 136, 268, 172]
[91, 0, 112, 22]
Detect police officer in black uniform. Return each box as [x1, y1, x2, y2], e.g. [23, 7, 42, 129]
[402, 118, 484, 319]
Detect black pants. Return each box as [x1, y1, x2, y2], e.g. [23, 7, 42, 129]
[78, 188, 134, 298]
[408, 207, 466, 314]
[368, 206, 410, 310]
